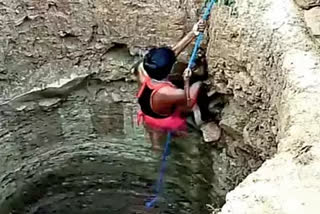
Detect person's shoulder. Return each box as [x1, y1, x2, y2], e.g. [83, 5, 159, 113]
[157, 85, 184, 97]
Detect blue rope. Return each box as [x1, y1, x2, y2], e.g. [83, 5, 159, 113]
[188, 0, 216, 69]
[145, 0, 216, 209]
[145, 132, 172, 208]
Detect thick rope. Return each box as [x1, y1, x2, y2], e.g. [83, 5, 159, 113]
[185, 0, 216, 107]
[145, 132, 172, 208]
[187, 0, 216, 70]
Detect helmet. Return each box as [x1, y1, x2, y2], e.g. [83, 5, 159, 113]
[143, 47, 176, 80]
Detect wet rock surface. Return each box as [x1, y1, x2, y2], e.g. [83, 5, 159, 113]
[0, 76, 246, 214]
[0, 80, 191, 214]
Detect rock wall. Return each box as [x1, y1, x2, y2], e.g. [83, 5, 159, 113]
[202, 2, 283, 206]
[206, 0, 320, 213]
[0, 0, 234, 213]
[0, 77, 220, 214]
[301, 1, 320, 44]
[294, 0, 320, 9]
[0, 0, 201, 101]
[207, 3, 281, 166]
[2, 0, 319, 213]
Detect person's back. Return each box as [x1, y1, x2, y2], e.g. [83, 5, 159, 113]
[137, 65, 202, 117]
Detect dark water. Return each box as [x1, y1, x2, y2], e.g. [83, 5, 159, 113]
[0, 84, 215, 214]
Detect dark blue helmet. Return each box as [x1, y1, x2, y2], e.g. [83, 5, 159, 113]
[143, 47, 176, 80]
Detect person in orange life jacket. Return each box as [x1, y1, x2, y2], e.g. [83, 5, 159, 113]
[133, 20, 213, 150]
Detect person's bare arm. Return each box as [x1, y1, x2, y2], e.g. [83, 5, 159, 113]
[152, 82, 202, 115]
[172, 19, 206, 57]
[172, 31, 196, 57]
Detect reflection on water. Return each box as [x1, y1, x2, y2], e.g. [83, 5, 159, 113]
[0, 86, 215, 214]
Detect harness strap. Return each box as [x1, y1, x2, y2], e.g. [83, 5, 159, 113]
[137, 110, 144, 126]
[137, 75, 175, 98]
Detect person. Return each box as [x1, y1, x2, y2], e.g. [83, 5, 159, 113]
[131, 19, 214, 150]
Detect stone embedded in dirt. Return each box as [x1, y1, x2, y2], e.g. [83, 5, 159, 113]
[304, 7, 320, 37]
[201, 122, 222, 143]
[219, 101, 248, 140]
[294, 0, 320, 9]
[38, 98, 61, 107]
[207, 90, 217, 97]
[111, 92, 122, 102]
